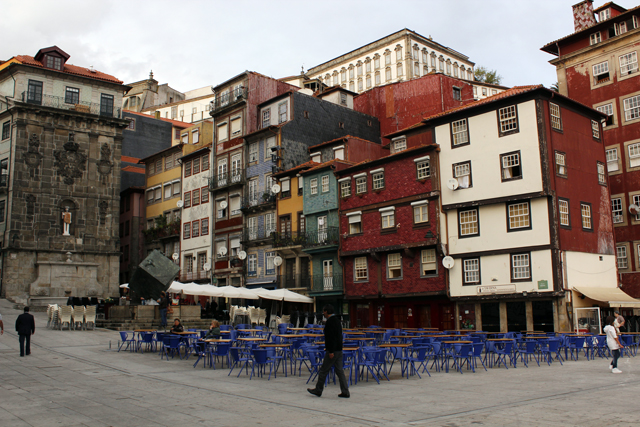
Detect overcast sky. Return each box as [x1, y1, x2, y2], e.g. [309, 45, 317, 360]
[2, 0, 637, 92]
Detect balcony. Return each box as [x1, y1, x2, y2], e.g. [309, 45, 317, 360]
[211, 86, 248, 115]
[272, 231, 307, 249]
[21, 93, 122, 118]
[142, 221, 180, 243]
[179, 269, 210, 282]
[209, 170, 245, 192]
[243, 225, 277, 246]
[240, 191, 276, 213]
[302, 227, 340, 251]
[278, 274, 311, 290]
[310, 273, 343, 294]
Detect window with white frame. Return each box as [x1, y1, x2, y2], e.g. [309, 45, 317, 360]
[629, 142, 640, 167]
[617, 245, 628, 269]
[249, 143, 258, 163]
[606, 148, 619, 172]
[612, 198, 624, 223]
[581, 203, 592, 230]
[265, 213, 276, 235]
[623, 95, 640, 121]
[634, 195, 640, 220]
[392, 137, 406, 154]
[355, 175, 367, 194]
[501, 151, 522, 180]
[164, 184, 172, 199]
[416, 158, 430, 180]
[498, 105, 518, 134]
[321, 175, 329, 193]
[375, 72, 381, 85]
[230, 236, 241, 256]
[463, 258, 480, 285]
[453, 161, 471, 188]
[451, 119, 469, 146]
[559, 199, 570, 227]
[280, 178, 291, 198]
[266, 252, 276, 275]
[374, 56, 380, 69]
[507, 201, 531, 231]
[598, 162, 606, 185]
[230, 195, 241, 216]
[396, 63, 403, 77]
[278, 102, 288, 123]
[340, 179, 351, 197]
[592, 120, 600, 139]
[596, 103, 614, 122]
[619, 52, 638, 75]
[310, 178, 318, 195]
[334, 147, 344, 160]
[511, 253, 531, 281]
[459, 209, 479, 237]
[387, 253, 402, 279]
[593, 61, 610, 84]
[184, 223, 191, 239]
[619, 21, 628, 34]
[421, 249, 437, 276]
[555, 151, 567, 176]
[248, 254, 257, 276]
[599, 9, 610, 21]
[366, 75, 372, 89]
[265, 137, 276, 160]
[192, 129, 199, 144]
[173, 180, 181, 196]
[355, 257, 368, 281]
[550, 103, 562, 130]
[231, 117, 242, 136]
[385, 67, 392, 81]
[348, 213, 362, 235]
[413, 202, 429, 224]
[216, 199, 227, 219]
[372, 170, 384, 190]
[396, 48, 402, 61]
[217, 122, 228, 142]
[381, 208, 395, 229]
[590, 32, 601, 45]
[414, 62, 420, 76]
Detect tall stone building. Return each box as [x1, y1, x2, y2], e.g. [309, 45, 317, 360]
[0, 46, 129, 305]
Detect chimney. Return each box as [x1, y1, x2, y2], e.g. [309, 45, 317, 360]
[572, 0, 597, 32]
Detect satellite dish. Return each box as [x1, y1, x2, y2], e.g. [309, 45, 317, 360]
[218, 247, 227, 256]
[220, 200, 228, 209]
[273, 256, 283, 266]
[630, 204, 640, 215]
[177, 200, 183, 208]
[442, 256, 455, 269]
[271, 184, 281, 194]
[238, 250, 247, 260]
[203, 262, 211, 271]
[172, 252, 179, 261]
[446, 178, 459, 191]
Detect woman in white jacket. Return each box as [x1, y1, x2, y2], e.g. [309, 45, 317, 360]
[604, 315, 624, 374]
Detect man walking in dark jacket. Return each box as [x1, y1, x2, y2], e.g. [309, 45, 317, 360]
[308, 304, 350, 398]
[15, 306, 35, 357]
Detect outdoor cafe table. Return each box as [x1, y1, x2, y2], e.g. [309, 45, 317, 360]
[441, 340, 474, 372]
[237, 329, 262, 336]
[379, 343, 413, 376]
[237, 337, 267, 347]
[259, 343, 292, 376]
[287, 328, 309, 333]
[344, 332, 366, 336]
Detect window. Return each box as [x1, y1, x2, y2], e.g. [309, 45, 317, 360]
[611, 197, 624, 224]
[183, 223, 191, 239]
[349, 66, 354, 79]
[340, 179, 351, 198]
[453, 161, 471, 188]
[375, 72, 381, 85]
[387, 253, 402, 279]
[193, 157, 201, 175]
[298, 176, 303, 195]
[310, 178, 318, 195]
[482, 88, 487, 96]
[249, 143, 258, 163]
[619, 52, 638, 75]
[386, 68, 392, 81]
[0, 200, 5, 223]
[617, 245, 628, 269]
[416, 158, 430, 180]
[421, 249, 437, 276]
[357, 63, 363, 76]
[459, 209, 479, 237]
[385, 51, 391, 65]
[597, 162, 606, 185]
[202, 154, 209, 171]
[281, 178, 291, 198]
[606, 148, 619, 172]
[355, 175, 367, 194]
[599, 9, 610, 21]
[100, 94, 114, 117]
[629, 142, 640, 167]
[45, 55, 62, 70]
[278, 102, 287, 123]
[192, 220, 200, 238]
[381, 208, 395, 229]
[165, 154, 173, 170]
[451, 119, 469, 146]
[550, 103, 562, 130]
[501, 151, 522, 181]
[265, 213, 276, 235]
[593, 61, 610, 84]
[192, 129, 199, 144]
[414, 62, 420, 77]
[592, 120, 600, 140]
[596, 103, 614, 124]
[341, 68, 347, 81]
[217, 122, 228, 142]
[231, 117, 242, 136]
[358, 79, 363, 92]
[202, 218, 209, 235]
[590, 32, 601, 45]
[366, 75, 371, 89]
[439, 57, 444, 71]
[266, 252, 276, 275]
[446, 61, 451, 75]
[321, 175, 329, 193]
[265, 137, 276, 160]
[453, 87, 461, 101]
[230, 195, 241, 216]
[559, 198, 570, 227]
[184, 160, 192, 177]
[498, 105, 518, 135]
[396, 48, 402, 61]
[374, 56, 380, 70]
[511, 253, 531, 281]
[422, 50, 428, 63]
[27, 80, 43, 104]
[623, 95, 640, 121]
[192, 189, 200, 206]
[154, 186, 162, 201]
[164, 184, 172, 199]
[355, 257, 368, 281]
[463, 258, 480, 285]
[340, 92, 347, 106]
[555, 152, 567, 176]
[507, 201, 531, 231]
[581, 203, 592, 230]
[372, 170, 384, 190]
[396, 63, 403, 77]
[392, 137, 406, 153]
[65, 87, 79, 104]
[334, 147, 344, 160]
[248, 254, 257, 276]
[184, 191, 191, 208]
[1, 122, 9, 140]
[216, 199, 227, 219]
[413, 202, 429, 224]
[348, 213, 362, 235]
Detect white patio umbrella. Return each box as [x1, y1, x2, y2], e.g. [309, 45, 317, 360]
[167, 281, 188, 293]
[215, 285, 260, 299]
[180, 283, 224, 297]
[253, 288, 313, 303]
[119, 283, 129, 288]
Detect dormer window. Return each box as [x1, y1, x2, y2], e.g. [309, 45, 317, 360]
[590, 32, 601, 45]
[391, 136, 407, 154]
[310, 152, 321, 163]
[45, 55, 62, 70]
[599, 9, 610, 21]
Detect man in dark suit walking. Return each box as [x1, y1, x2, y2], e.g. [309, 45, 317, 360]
[308, 304, 350, 398]
[15, 306, 35, 357]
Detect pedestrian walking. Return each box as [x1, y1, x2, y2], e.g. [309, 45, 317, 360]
[15, 306, 35, 357]
[614, 311, 625, 334]
[158, 291, 168, 329]
[604, 315, 624, 374]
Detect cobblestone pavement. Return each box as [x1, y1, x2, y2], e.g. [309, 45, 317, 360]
[0, 299, 638, 427]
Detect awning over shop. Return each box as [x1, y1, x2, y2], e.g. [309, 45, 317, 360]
[573, 286, 640, 308]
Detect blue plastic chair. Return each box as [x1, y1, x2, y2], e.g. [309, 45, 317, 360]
[118, 331, 136, 352]
[305, 348, 324, 384]
[406, 346, 431, 378]
[540, 338, 564, 365]
[567, 336, 586, 361]
[212, 342, 231, 369]
[451, 343, 474, 373]
[518, 340, 540, 367]
[228, 347, 251, 377]
[137, 332, 155, 353]
[470, 343, 487, 371]
[250, 349, 276, 380]
[493, 341, 514, 369]
[161, 336, 181, 360]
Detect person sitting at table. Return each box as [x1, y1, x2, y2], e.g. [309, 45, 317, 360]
[203, 320, 221, 340]
[170, 319, 184, 334]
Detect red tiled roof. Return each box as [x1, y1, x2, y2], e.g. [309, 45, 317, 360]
[122, 165, 146, 174]
[273, 160, 320, 178]
[308, 135, 380, 151]
[121, 155, 141, 164]
[123, 110, 192, 128]
[299, 159, 355, 174]
[337, 144, 434, 174]
[12, 55, 123, 84]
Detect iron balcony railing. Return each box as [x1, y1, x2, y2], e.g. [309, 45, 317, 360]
[21, 93, 122, 118]
[311, 273, 343, 293]
[302, 227, 340, 249]
[279, 274, 311, 290]
[179, 269, 209, 282]
[209, 170, 245, 191]
[272, 231, 307, 248]
[211, 86, 248, 114]
[243, 225, 277, 243]
[240, 191, 276, 211]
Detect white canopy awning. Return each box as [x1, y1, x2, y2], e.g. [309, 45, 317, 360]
[573, 286, 640, 308]
[252, 288, 313, 303]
